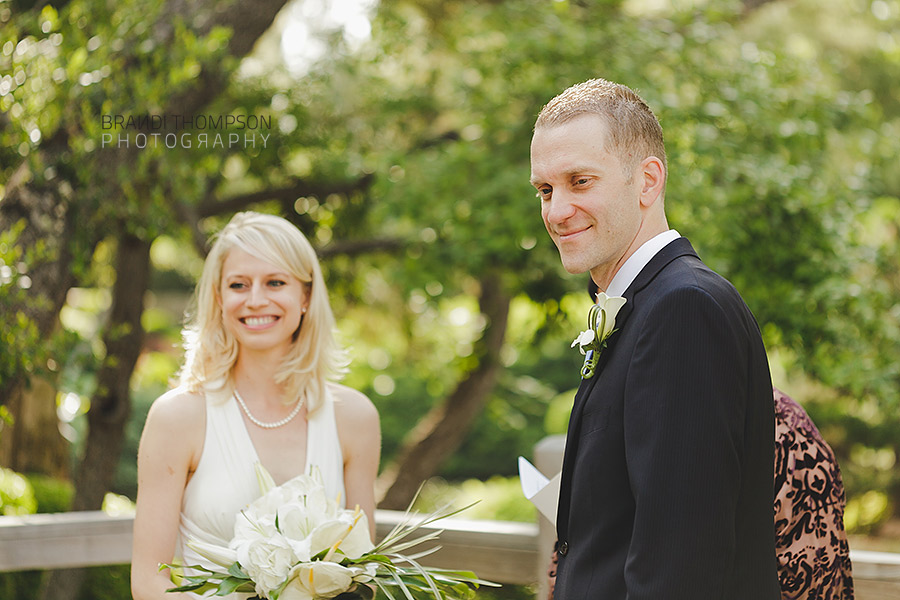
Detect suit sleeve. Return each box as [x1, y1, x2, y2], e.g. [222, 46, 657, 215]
[623, 285, 749, 598]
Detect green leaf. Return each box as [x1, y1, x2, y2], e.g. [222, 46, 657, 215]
[216, 576, 255, 596]
[227, 562, 250, 579]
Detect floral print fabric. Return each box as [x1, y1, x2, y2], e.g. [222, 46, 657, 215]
[774, 388, 854, 599]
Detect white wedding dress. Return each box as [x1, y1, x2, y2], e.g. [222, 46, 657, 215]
[177, 386, 345, 598]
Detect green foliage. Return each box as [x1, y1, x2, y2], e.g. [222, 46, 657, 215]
[0, 468, 41, 600]
[845, 490, 893, 535]
[77, 566, 133, 600]
[27, 473, 74, 513]
[303, 0, 900, 513]
[4, 0, 900, 565]
[0, 571, 42, 600]
[0, 221, 49, 387]
[414, 476, 536, 523]
[0, 466, 37, 515]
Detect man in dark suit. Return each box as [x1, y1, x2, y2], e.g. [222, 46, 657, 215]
[529, 78, 780, 599]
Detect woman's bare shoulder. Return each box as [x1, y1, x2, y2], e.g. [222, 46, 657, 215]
[329, 383, 379, 424]
[329, 383, 380, 466]
[145, 386, 206, 430]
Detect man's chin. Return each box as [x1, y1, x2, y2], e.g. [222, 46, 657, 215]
[558, 255, 591, 275]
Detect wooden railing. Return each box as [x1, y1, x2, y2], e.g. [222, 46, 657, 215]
[2, 435, 899, 599]
[0, 509, 541, 582]
[2, 509, 900, 599]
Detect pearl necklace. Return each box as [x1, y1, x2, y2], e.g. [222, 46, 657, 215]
[234, 389, 304, 429]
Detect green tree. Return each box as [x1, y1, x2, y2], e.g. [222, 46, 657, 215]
[296, 0, 900, 509]
[2, 7, 899, 599]
[0, 1, 298, 598]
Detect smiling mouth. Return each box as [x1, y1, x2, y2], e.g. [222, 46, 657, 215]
[558, 226, 591, 241]
[241, 316, 278, 327]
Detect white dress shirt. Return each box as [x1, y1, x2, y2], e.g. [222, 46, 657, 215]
[605, 229, 681, 297]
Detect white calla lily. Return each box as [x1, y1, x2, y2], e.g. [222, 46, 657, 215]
[184, 539, 238, 568]
[280, 561, 356, 600]
[254, 461, 276, 495]
[594, 292, 627, 340]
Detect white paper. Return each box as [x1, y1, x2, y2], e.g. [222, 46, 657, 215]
[518, 456, 561, 525]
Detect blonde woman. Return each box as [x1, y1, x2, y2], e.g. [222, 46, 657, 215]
[131, 212, 380, 599]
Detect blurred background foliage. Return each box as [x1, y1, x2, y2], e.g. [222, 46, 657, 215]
[1, 0, 900, 597]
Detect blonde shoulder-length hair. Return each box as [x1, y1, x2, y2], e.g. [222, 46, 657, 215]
[178, 211, 347, 413]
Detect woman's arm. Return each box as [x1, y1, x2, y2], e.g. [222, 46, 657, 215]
[333, 384, 381, 540]
[130, 389, 205, 600]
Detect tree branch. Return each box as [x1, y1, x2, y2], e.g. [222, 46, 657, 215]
[196, 173, 376, 218]
[317, 237, 405, 259]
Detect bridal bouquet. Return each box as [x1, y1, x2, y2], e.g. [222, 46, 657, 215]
[165, 464, 492, 599]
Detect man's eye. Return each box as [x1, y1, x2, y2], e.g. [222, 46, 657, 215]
[537, 187, 552, 199]
[574, 178, 589, 186]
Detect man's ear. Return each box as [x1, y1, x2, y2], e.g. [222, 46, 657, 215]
[639, 156, 666, 208]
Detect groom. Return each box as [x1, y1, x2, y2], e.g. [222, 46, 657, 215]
[530, 78, 780, 599]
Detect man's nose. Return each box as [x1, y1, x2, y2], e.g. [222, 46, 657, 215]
[544, 194, 576, 226]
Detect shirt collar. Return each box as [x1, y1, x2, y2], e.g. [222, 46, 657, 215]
[605, 229, 680, 297]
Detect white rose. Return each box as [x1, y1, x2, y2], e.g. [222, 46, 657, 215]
[280, 562, 355, 600]
[233, 535, 296, 597]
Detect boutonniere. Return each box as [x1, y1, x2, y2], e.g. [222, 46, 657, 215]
[571, 292, 627, 379]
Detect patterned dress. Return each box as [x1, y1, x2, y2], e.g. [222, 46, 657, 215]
[546, 388, 855, 600]
[773, 388, 854, 599]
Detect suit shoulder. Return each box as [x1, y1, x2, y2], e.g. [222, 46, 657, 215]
[652, 256, 748, 310]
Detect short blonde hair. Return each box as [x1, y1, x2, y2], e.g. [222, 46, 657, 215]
[535, 78, 667, 177]
[179, 211, 347, 413]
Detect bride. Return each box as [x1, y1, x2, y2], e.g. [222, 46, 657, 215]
[130, 211, 381, 599]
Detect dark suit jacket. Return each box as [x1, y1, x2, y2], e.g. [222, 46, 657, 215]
[553, 238, 780, 600]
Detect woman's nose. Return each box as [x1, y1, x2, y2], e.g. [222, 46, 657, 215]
[246, 283, 269, 307]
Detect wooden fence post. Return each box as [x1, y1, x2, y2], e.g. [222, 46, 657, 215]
[533, 434, 566, 600]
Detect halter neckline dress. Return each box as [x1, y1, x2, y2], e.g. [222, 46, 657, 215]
[177, 387, 344, 598]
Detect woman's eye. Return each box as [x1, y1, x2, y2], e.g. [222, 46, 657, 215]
[228, 282, 245, 289]
[268, 280, 286, 287]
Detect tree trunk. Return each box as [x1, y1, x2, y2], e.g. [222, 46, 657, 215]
[0, 376, 69, 479]
[377, 274, 511, 510]
[0, 161, 81, 476]
[38, 233, 151, 600]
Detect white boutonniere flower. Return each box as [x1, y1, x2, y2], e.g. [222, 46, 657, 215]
[570, 329, 596, 354]
[572, 292, 627, 379]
